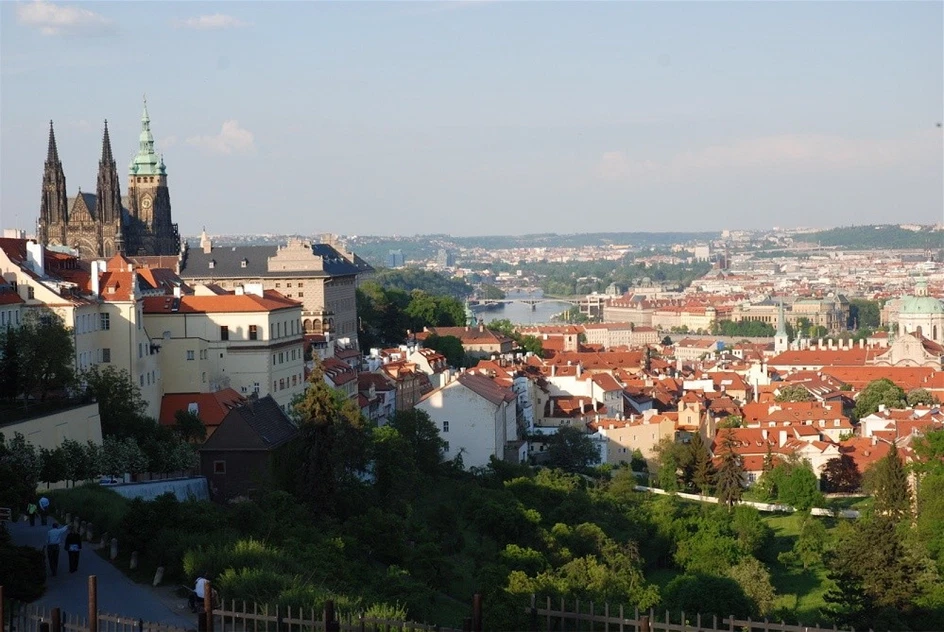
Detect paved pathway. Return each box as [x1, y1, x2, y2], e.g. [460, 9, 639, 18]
[7, 518, 196, 629]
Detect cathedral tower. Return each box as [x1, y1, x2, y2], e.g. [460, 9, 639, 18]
[96, 120, 125, 255]
[38, 121, 68, 247]
[126, 97, 179, 255]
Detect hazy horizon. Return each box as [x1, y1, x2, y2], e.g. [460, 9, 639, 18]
[2, 1, 942, 237]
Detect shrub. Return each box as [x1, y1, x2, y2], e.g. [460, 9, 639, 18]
[47, 484, 130, 535]
[0, 524, 45, 601]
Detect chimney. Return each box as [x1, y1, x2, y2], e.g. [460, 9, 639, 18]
[91, 260, 106, 296]
[25, 241, 45, 277]
[235, 285, 245, 296]
[859, 338, 865, 349]
[173, 285, 181, 298]
[479, 324, 485, 333]
[576, 362, 583, 377]
[580, 399, 586, 414]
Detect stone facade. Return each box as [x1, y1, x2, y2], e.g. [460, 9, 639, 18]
[37, 101, 180, 259]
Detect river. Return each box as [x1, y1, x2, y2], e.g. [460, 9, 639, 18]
[472, 291, 574, 326]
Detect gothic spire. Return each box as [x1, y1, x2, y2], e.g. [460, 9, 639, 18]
[47, 120, 60, 164]
[100, 119, 114, 164]
[130, 95, 160, 175]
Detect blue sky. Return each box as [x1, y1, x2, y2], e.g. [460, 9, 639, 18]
[2, 1, 942, 237]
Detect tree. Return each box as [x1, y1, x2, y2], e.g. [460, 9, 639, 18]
[689, 432, 714, 494]
[173, 410, 207, 443]
[791, 516, 829, 570]
[854, 378, 906, 419]
[775, 384, 815, 403]
[517, 334, 544, 357]
[653, 436, 684, 491]
[60, 439, 99, 487]
[821, 454, 862, 493]
[848, 299, 881, 329]
[727, 557, 777, 615]
[0, 433, 41, 512]
[0, 326, 20, 401]
[479, 284, 505, 300]
[542, 426, 600, 473]
[662, 574, 756, 619]
[287, 363, 370, 516]
[906, 388, 936, 407]
[422, 334, 465, 368]
[715, 430, 744, 509]
[763, 458, 823, 510]
[866, 443, 910, 520]
[17, 309, 75, 405]
[39, 445, 67, 488]
[82, 365, 149, 438]
[386, 409, 446, 476]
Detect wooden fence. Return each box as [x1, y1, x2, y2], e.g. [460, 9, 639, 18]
[0, 582, 480, 632]
[526, 596, 872, 632]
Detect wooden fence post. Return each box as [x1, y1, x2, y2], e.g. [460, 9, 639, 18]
[323, 600, 339, 632]
[529, 595, 537, 632]
[0, 585, 4, 632]
[52, 607, 61, 632]
[204, 581, 214, 632]
[471, 594, 482, 632]
[639, 614, 650, 632]
[88, 575, 98, 632]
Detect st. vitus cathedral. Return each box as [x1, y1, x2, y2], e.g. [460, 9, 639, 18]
[38, 98, 180, 258]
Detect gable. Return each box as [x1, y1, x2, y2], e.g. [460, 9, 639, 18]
[200, 412, 269, 451]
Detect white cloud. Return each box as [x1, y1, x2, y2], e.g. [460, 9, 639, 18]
[159, 135, 178, 150]
[187, 121, 255, 155]
[16, 0, 114, 36]
[597, 133, 932, 184]
[173, 14, 249, 30]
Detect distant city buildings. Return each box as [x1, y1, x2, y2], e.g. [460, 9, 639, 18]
[387, 249, 405, 268]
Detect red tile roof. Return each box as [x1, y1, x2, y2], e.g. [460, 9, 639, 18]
[159, 388, 247, 428]
[142, 290, 299, 314]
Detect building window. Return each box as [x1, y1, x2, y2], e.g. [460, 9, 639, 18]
[275, 283, 280, 288]
[279, 378, 285, 390]
[254, 382, 260, 394]
[297, 292, 304, 298]
[202, 372, 207, 383]
[27, 286, 34, 300]
[443, 441, 450, 453]
[221, 325, 229, 341]
[102, 348, 111, 363]
[139, 375, 144, 387]
[292, 375, 297, 386]
[249, 325, 258, 340]
[287, 283, 292, 288]
[298, 283, 304, 288]
[213, 460, 226, 474]
[186, 350, 195, 361]
[100, 313, 110, 330]
[443, 421, 449, 433]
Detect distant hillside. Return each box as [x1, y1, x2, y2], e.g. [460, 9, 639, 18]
[798, 225, 943, 250]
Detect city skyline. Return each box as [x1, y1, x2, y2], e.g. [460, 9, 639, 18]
[1, 1, 942, 238]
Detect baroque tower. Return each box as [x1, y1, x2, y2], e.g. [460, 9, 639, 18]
[38, 121, 68, 247]
[126, 97, 179, 256]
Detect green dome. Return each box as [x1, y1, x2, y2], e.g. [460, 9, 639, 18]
[900, 296, 944, 315]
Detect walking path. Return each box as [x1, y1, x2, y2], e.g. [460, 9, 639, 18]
[633, 485, 861, 518]
[6, 518, 195, 629]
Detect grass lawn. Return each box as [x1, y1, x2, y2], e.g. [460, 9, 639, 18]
[763, 513, 831, 625]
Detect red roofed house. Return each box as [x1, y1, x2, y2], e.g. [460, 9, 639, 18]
[419, 324, 514, 359]
[322, 356, 358, 399]
[416, 372, 522, 468]
[380, 360, 433, 411]
[158, 388, 247, 440]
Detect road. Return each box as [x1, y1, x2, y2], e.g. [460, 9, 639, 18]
[7, 518, 196, 629]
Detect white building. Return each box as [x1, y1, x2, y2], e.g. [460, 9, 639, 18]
[416, 372, 521, 468]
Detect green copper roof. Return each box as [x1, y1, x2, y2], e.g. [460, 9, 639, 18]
[900, 296, 944, 315]
[129, 96, 166, 176]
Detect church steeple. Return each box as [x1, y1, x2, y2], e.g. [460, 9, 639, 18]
[47, 119, 60, 163]
[129, 95, 161, 176]
[39, 120, 69, 245]
[97, 119, 123, 234]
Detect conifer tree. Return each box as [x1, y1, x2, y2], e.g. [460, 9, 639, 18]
[715, 430, 744, 509]
[690, 431, 715, 495]
[868, 443, 910, 520]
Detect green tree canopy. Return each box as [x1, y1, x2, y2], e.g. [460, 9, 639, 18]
[422, 334, 465, 368]
[854, 378, 906, 419]
[774, 384, 815, 403]
[541, 426, 600, 473]
[865, 443, 910, 520]
[17, 309, 76, 405]
[715, 431, 745, 509]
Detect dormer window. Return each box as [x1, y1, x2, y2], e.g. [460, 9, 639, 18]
[241, 259, 248, 268]
[209, 260, 216, 269]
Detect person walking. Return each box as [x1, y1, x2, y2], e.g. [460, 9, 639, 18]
[38, 496, 50, 526]
[26, 501, 38, 526]
[45, 522, 69, 577]
[65, 525, 83, 573]
[188, 571, 209, 612]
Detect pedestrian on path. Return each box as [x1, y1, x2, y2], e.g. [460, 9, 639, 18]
[39, 496, 50, 526]
[45, 522, 69, 576]
[65, 525, 82, 573]
[27, 501, 38, 526]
